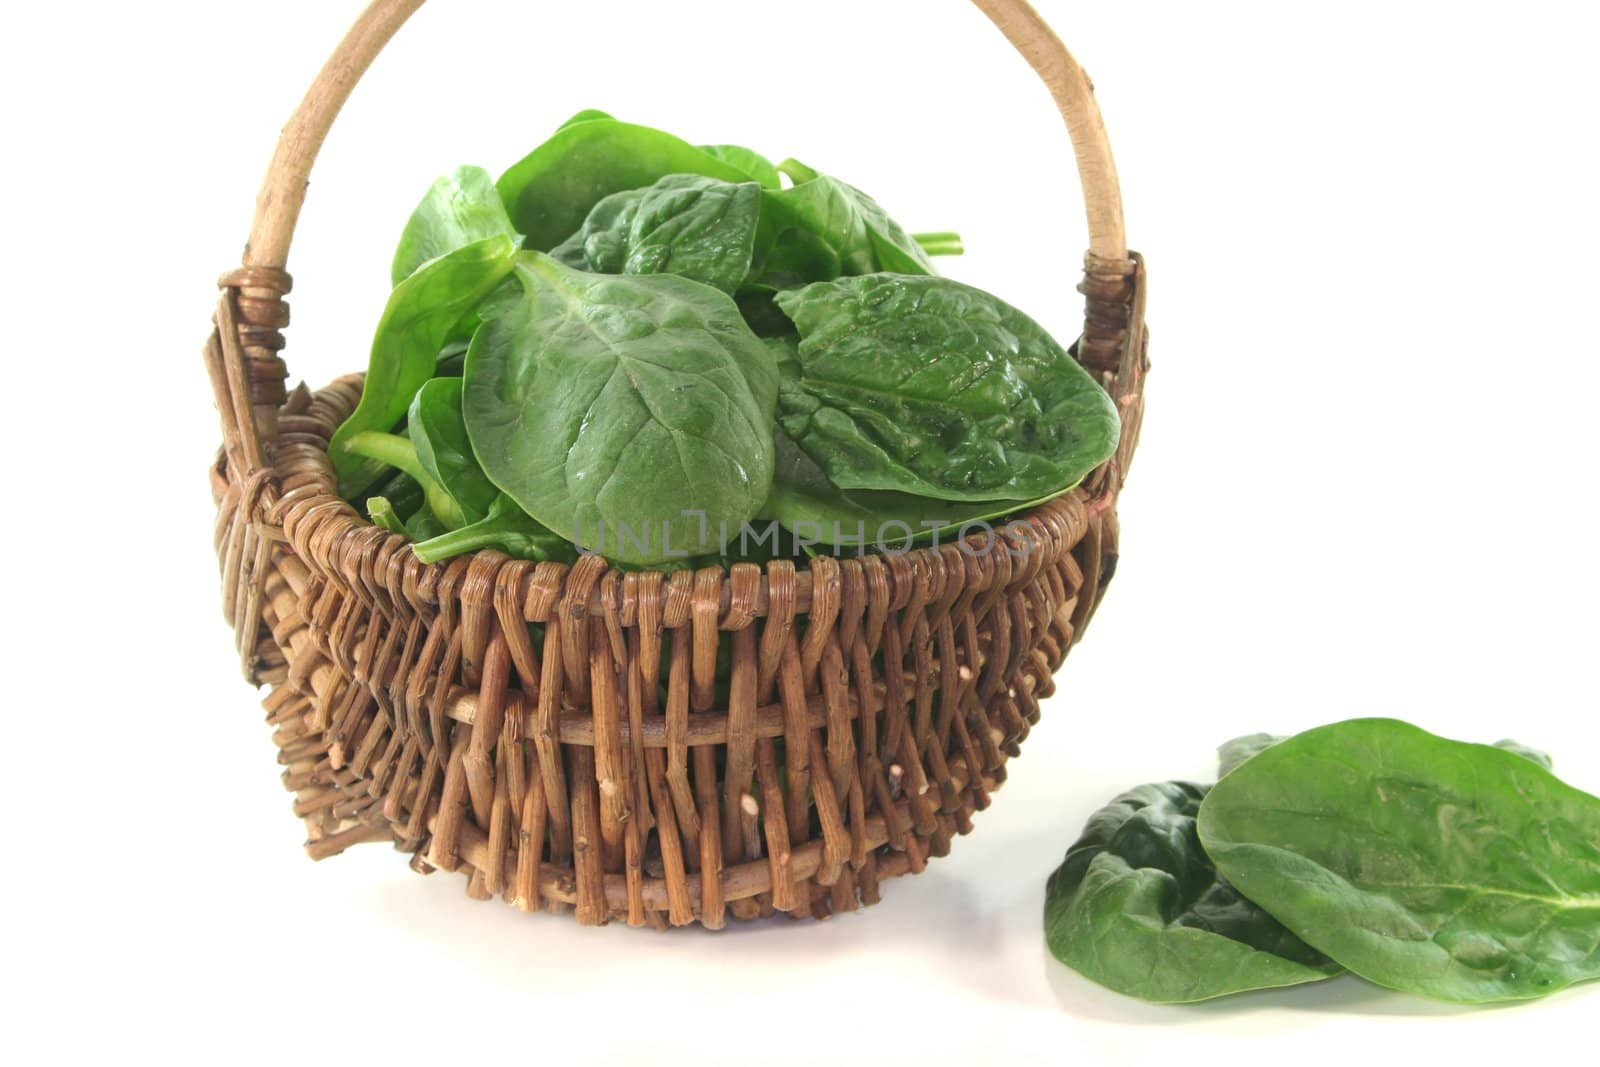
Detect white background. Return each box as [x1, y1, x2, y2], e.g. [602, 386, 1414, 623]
[5, 1, 1598, 1062]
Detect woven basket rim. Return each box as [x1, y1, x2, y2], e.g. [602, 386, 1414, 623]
[251, 373, 1096, 622]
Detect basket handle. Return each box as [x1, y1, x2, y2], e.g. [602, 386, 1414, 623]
[211, 0, 1130, 466]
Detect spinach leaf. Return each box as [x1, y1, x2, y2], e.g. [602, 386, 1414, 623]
[763, 166, 934, 276]
[1220, 732, 1554, 779]
[402, 506, 446, 542]
[700, 144, 782, 190]
[412, 495, 576, 564]
[496, 119, 750, 251]
[774, 275, 1120, 502]
[764, 429, 1048, 553]
[1198, 718, 1600, 1003]
[1045, 781, 1343, 1003]
[1491, 738, 1554, 771]
[549, 174, 762, 295]
[408, 377, 498, 524]
[1218, 733, 1284, 778]
[462, 253, 778, 565]
[557, 108, 613, 129]
[366, 496, 407, 535]
[748, 225, 841, 291]
[390, 166, 519, 286]
[342, 431, 467, 530]
[330, 234, 521, 497]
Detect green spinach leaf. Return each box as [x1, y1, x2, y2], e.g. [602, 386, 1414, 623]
[497, 119, 749, 251]
[390, 166, 519, 286]
[408, 377, 498, 524]
[462, 253, 778, 565]
[764, 429, 1047, 553]
[402, 506, 446, 542]
[775, 274, 1120, 502]
[1045, 781, 1343, 1003]
[700, 144, 782, 190]
[1198, 718, 1600, 1003]
[763, 165, 933, 275]
[1218, 733, 1284, 778]
[330, 234, 521, 497]
[1220, 732, 1554, 780]
[412, 494, 576, 564]
[549, 174, 762, 294]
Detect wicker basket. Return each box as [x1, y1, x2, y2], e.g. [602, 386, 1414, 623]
[205, 0, 1148, 928]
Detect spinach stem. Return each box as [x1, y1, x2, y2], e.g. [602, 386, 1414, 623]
[912, 231, 964, 256]
[344, 431, 466, 529]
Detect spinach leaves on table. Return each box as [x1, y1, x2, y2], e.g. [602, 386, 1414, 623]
[1199, 718, 1600, 1004]
[462, 253, 779, 565]
[1044, 781, 1342, 1004]
[1049, 720, 1599, 1007]
[332, 110, 1121, 568]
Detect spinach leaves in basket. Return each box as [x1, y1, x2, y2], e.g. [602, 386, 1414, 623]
[331, 112, 1121, 566]
[1046, 718, 1600, 1006]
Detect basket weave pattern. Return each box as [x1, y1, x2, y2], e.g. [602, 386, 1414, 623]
[205, 0, 1148, 928]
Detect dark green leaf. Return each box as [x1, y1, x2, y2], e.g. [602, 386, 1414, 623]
[549, 174, 762, 294]
[764, 429, 1049, 553]
[390, 166, 519, 286]
[775, 274, 1120, 502]
[1218, 734, 1284, 778]
[462, 253, 777, 565]
[408, 377, 498, 524]
[412, 494, 577, 564]
[749, 225, 841, 290]
[330, 235, 521, 497]
[402, 506, 447, 542]
[1045, 781, 1342, 1003]
[763, 167, 933, 275]
[1198, 718, 1600, 1003]
[497, 119, 749, 251]
[700, 144, 782, 189]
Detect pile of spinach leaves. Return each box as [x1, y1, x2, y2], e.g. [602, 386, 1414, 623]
[331, 111, 1120, 566]
[1045, 718, 1600, 1005]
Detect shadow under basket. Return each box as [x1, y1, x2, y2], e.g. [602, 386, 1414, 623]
[204, 0, 1150, 929]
